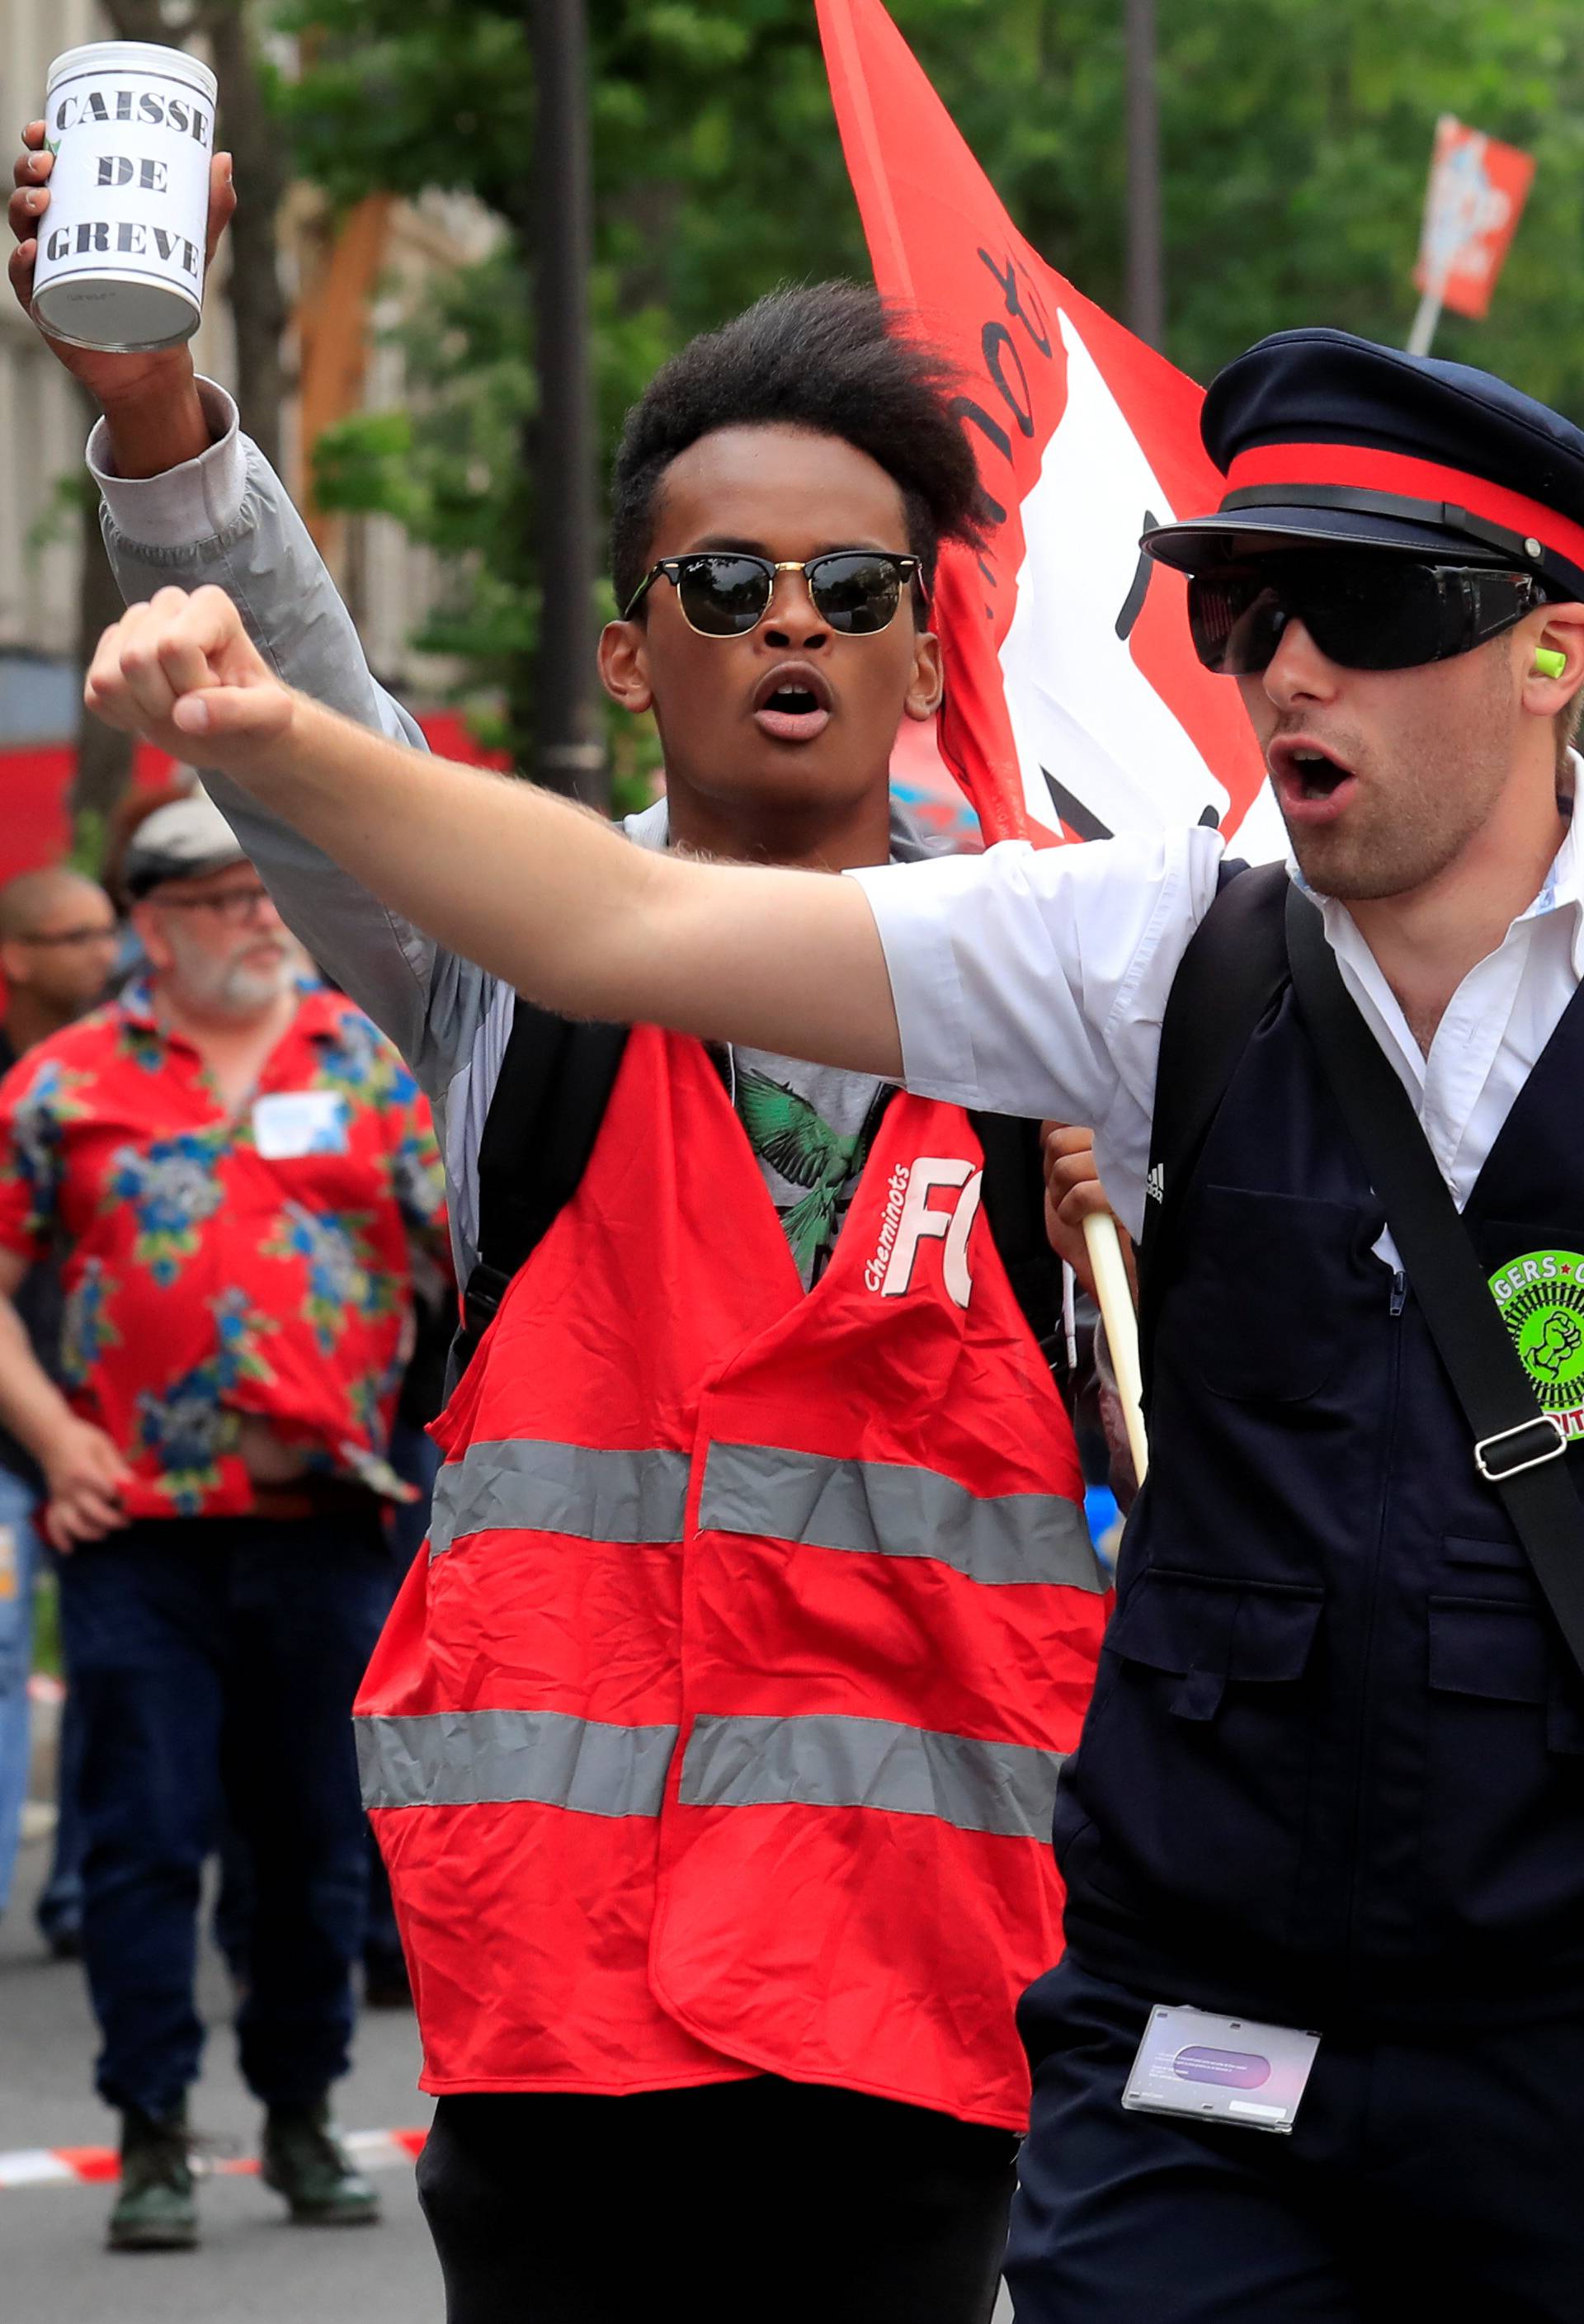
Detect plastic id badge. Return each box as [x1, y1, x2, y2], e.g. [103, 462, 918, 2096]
[252, 1091, 349, 1160]
[1122, 2004, 1320, 2135]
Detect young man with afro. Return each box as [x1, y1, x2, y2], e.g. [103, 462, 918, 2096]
[13, 140, 1109, 2324]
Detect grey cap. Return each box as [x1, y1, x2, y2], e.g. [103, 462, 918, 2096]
[123, 793, 248, 900]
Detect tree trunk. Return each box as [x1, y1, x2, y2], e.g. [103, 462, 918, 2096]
[101, 2, 286, 467]
[68, 382, 137, 863]
[71, 2, 169, 860]
[102, 0, 170, 40]
[296, 193, 395, 551]
[527, 0, 606, 806]
[200, 0, 289, 473]
[73, 3, 286, 860]
[499, 185, 540, 782]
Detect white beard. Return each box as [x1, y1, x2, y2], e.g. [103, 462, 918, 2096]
[166, 926, 293, 1021]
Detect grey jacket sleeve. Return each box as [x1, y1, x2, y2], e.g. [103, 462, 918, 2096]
[91, 380, 509, 1274]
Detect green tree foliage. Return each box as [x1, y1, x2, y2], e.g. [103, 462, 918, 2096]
[275, 0, 1584, 756]
[278, 0, 875, 775]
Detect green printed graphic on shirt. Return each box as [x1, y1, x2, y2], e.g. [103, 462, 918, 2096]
[1489, 1249, 1584, 1429]
[736, 1067, 878, 1285]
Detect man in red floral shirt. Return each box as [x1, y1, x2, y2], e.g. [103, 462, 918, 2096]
[0, 795, 447, 2252]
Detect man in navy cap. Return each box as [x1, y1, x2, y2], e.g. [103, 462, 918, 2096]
[79, 328, 1584, 2317]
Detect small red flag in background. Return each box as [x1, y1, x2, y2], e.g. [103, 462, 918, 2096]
[818, 0, 1275, 854]
[1414, 117, 1534, 323]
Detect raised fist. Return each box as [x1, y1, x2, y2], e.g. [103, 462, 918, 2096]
[86, 585, 295, 770]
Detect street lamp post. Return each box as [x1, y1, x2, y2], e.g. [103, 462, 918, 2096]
[1124, 0, 1164, 351]
[530, 0, 607, 806]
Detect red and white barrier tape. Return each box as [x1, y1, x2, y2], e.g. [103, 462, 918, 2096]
[0, 2124, 427, 2190]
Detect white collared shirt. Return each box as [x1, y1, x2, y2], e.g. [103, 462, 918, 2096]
[847, 785, 1584, 1250]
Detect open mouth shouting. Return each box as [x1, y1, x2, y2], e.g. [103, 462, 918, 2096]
[1269, 737, 1359, 826]
[752, 660, 833, 743]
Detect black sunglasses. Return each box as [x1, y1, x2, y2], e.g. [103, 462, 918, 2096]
[1187, 553, 1545, 676]
[622, 550, 925, 637]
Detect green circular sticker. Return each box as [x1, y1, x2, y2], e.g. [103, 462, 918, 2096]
[1489, 1249, 1584, 1419]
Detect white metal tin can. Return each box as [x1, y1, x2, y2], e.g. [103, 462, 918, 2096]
[31, 41, 218, 353]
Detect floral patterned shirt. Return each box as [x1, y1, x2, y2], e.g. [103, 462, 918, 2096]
[0, 979, 448, 1518]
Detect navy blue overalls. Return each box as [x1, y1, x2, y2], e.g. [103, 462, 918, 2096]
[1007, 955, 1584, 2323]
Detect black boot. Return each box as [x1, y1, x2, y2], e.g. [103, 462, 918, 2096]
[107, 2106, 198, 2251]
[261, 2100, 380, 2225]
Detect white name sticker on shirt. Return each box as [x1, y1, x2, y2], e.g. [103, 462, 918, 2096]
[252, 1091, 350, 1160]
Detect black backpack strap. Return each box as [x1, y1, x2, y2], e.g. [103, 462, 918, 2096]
[970, 1110, 1064, 1365]
[456, 997, 629, 1371]
[1284, 885, 1584, 1681]
[462, 1018, 1055, 1378]
[1137, 859, 1290, 1398]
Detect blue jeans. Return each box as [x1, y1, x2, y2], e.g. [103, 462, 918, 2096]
[0, 1464, 40, 1916]
[35, 1668, 85, 1943]
[58, 1512, 394, 2119]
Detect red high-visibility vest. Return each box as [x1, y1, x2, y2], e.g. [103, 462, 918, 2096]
[356, 1026, 1108, 2128]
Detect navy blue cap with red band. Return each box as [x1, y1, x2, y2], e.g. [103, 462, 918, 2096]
[1143, 327, 1584, 601]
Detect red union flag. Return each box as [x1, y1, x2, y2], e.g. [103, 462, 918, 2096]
[818, 0, 1274, 852]
[1414, 116, 1535, 323]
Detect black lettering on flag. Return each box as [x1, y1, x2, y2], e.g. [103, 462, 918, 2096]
[1041, 771, 1112, 842]
[983, 323, 1035, 438]
[950, 394, 1011, 469]
[975, 248, 1053, 358]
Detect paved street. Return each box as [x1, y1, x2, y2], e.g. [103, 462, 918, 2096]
[2, 1819, 1017, 2322]
[0, 1830, 441, 2324]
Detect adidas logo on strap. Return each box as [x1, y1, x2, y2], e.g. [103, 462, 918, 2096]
[1144, 1163, 1165, 1205]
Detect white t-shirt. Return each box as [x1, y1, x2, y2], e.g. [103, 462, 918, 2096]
[847, 804, 1584, 1247]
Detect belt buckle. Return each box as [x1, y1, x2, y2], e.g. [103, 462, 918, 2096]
[1474, 1414, 1568, 1483]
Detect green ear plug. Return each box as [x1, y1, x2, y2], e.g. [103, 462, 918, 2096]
[1534, 648, 1568, 678]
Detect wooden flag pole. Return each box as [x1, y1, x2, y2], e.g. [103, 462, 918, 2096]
[1406, 273, 1445, 358]
[1083, 1213, 1148, 1485]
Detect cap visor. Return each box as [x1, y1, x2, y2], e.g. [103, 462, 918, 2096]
[1142, 504, 1514, 573]
[125, 846, 248, 898]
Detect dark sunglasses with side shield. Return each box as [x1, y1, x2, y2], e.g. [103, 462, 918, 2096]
[623, 550, 925, 638]
[1187, 553, 1546, 676]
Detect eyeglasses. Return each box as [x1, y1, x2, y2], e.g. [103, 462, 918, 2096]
[152, 883, 275, 926]
[622, 550, 925, 637]
[1186, 554, 1545, 676]
[15, 924, 118, 950]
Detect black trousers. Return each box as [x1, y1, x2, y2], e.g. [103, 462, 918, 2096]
[1006, 1956, 1584, 2323]
[417, 2078, 1017, 2324]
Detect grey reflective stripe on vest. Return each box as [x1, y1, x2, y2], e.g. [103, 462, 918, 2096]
[428, 1440, 691, 1558]
[698, 1442, 1102, 1591]
[357, 1709, 677, 1817]
[679, 1712, 1063, 1840]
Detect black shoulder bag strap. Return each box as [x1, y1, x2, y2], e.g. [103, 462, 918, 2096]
[456, 997, 629, 1372]
[970, 1109, 1064, 1365]
[1284, 883, 1584, 1680]
[1138, 859, 1290, 1398]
